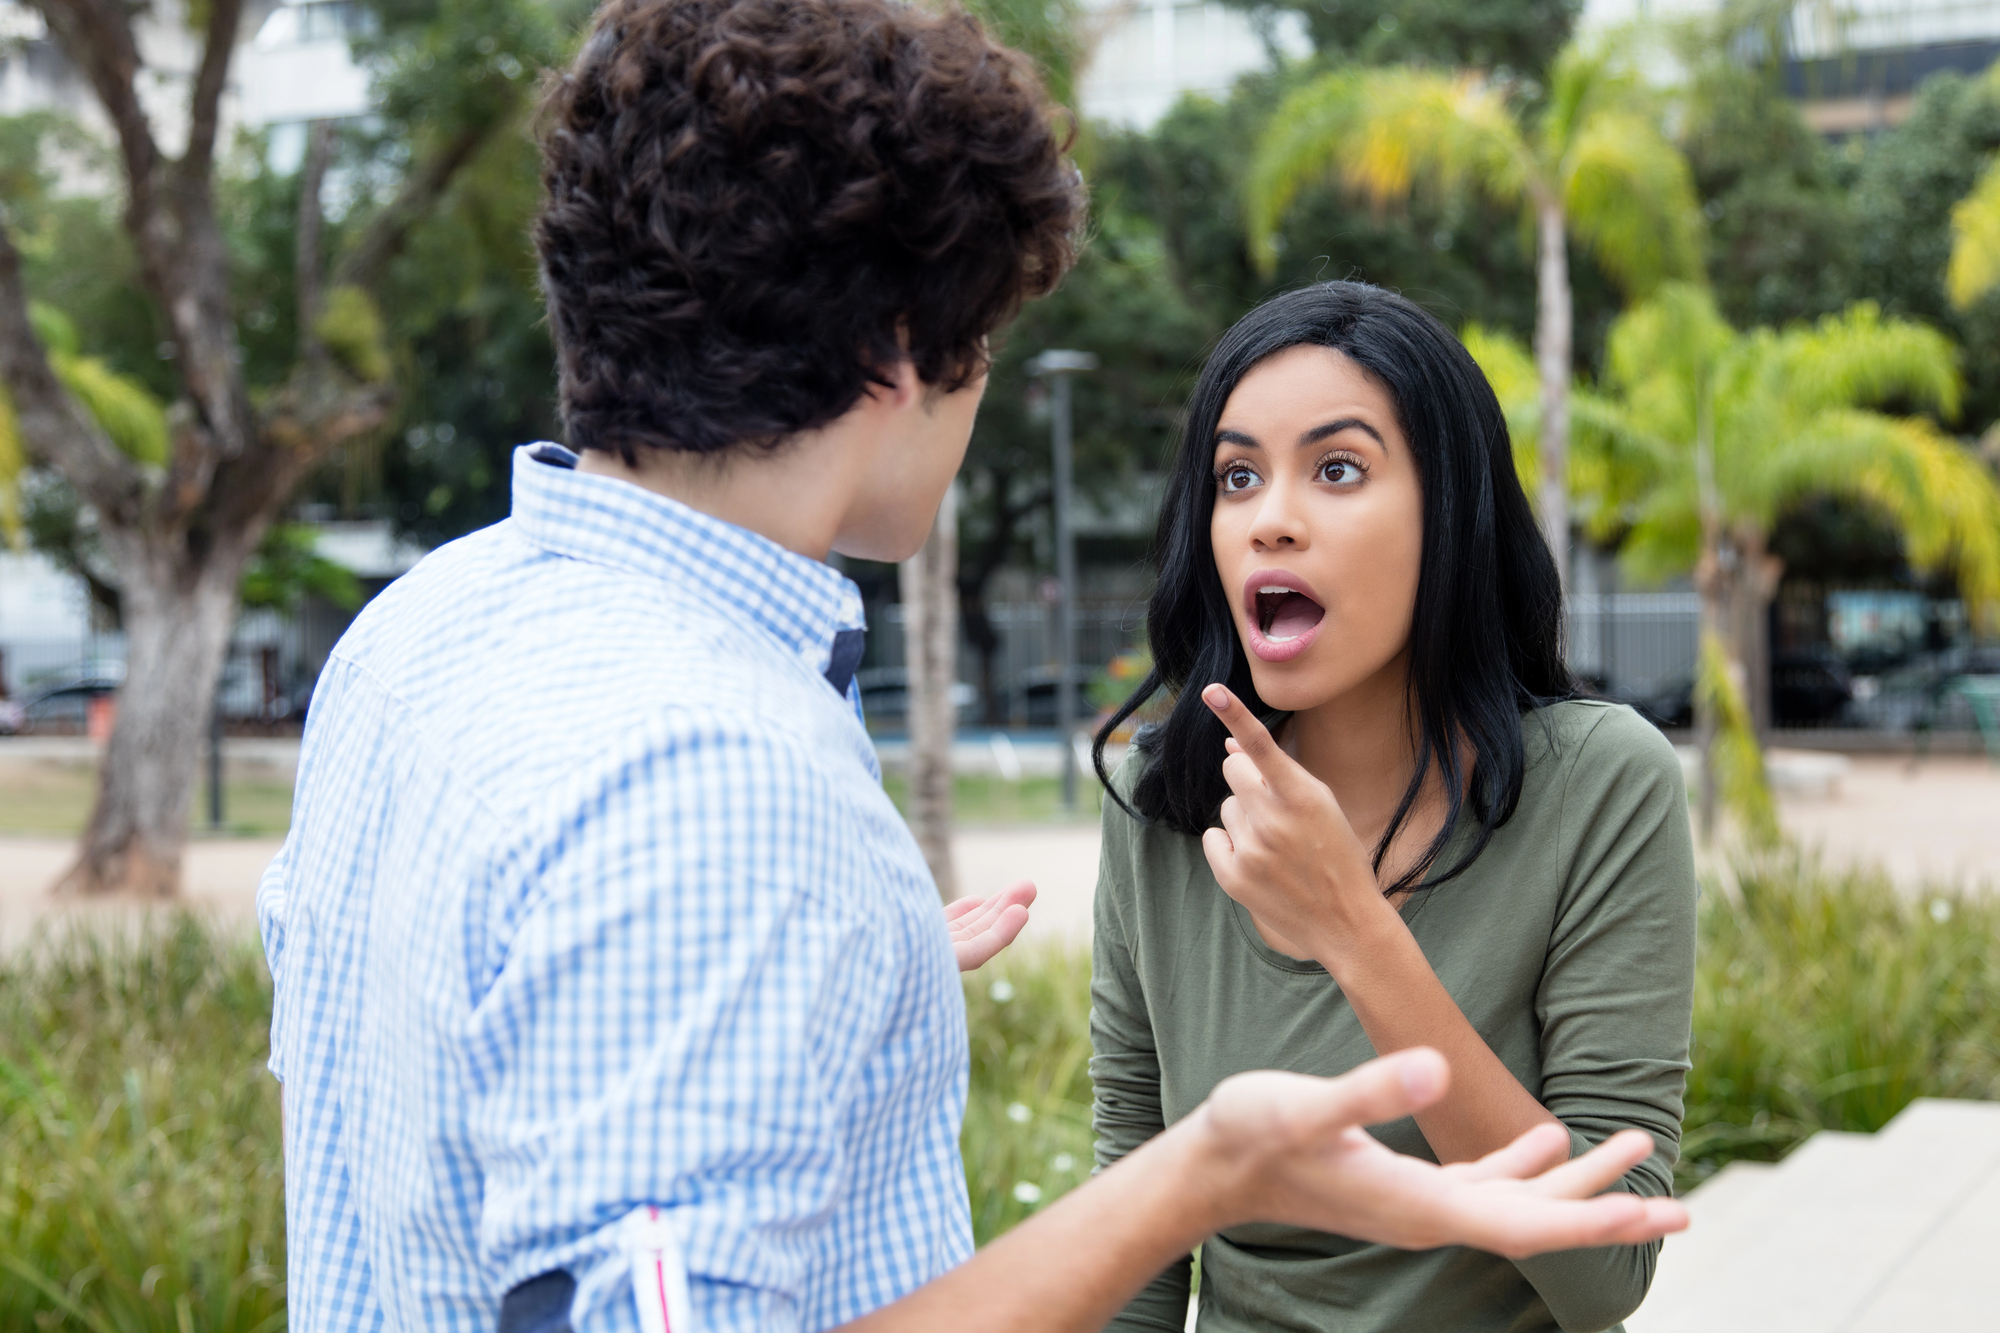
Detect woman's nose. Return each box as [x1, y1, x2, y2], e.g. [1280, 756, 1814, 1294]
[1248, 483, 1308, 550]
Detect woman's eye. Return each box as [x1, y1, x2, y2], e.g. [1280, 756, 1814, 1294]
[1319, 457, 1363, 486]
[1218, 465, 1260, 494]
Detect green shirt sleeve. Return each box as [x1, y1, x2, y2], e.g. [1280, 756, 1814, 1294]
[1090, 768, 1193, 1333]
[1511, 706, 1699, 1333]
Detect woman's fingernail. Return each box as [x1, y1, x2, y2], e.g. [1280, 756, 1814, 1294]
[1203, 684, 1228, 709]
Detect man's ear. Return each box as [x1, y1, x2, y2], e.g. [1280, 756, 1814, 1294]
[860, 353, 925, 413]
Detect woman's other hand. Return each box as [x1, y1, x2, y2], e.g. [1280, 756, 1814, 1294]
[947, 880, 1037, 971]
[1199, 683, 1385, 956]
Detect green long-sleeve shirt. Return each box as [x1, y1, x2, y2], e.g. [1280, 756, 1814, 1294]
[1090, 701, 1697, 1333]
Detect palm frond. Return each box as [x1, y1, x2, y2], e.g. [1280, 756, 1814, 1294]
[1560, 108, 1704, 296]
[1947, 155, 2000, 311]
[1776, 303, 1961, 422]
[0, 387, 23, 547]
[1245, 68, 1529, 274]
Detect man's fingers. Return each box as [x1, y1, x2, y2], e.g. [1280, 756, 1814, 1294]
[953, 903, 1031, 972]
[1463, 1192, 1688, 1260]
[1294, 1048, 1451, 1137]
[1451, 1121, 1574, 1184]
[946, 881, 1037, 936]
[1524, 1129, 1657, 1199]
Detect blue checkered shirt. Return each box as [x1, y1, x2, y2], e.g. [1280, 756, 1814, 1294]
[259, 444, 972, 1331]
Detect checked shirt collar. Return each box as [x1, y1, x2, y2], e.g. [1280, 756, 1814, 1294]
[510, 443, 867, 692]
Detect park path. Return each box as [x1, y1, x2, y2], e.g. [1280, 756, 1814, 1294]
[2, 749, 1995, 951]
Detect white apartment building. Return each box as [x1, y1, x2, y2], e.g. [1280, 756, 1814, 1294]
[1075, 0, 1310, 127]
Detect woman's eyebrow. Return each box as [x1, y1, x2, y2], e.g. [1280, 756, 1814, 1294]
[1213, 428, 1262, 450]
[1300, 417, 1385, 448]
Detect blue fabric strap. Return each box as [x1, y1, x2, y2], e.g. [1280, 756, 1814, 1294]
[825, 627, 866, 697]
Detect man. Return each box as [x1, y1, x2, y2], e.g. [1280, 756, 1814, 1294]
[258, 1, 1687, 1329]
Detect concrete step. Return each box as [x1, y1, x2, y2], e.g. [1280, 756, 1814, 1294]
[1629, 1102, 2000, 1333]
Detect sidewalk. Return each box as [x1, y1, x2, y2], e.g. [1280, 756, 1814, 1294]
[2, 747, 1994, 951]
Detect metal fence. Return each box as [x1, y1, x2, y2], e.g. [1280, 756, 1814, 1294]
[1566, 592, 1702, 698]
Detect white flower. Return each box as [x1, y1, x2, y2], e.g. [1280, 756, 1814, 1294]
[1930, 898, 1954, 923]
[1006, 1102, 1032, 1124]
[1013, 1181, 1043, 1204]
[1052, 1153, 1076, 1173]
[989, 979, 1016, 1004]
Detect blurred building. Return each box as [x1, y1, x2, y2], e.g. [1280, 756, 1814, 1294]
[1583, 0, 2000, 133]
[1075, 0, 1310, 128]
[0, 0, 370, 172]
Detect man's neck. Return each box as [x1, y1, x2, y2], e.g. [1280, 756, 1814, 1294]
[577, 441, 843, 561]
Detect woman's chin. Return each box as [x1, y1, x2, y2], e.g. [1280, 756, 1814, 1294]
[1243, 662, 1341, 715]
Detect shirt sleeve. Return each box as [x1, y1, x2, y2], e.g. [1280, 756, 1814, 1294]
[462, 716, 921, 1333]
[256, 835, 294, 1083]
[1512, 707, 1699, 1333]
[1090, 774, 1194, 1333]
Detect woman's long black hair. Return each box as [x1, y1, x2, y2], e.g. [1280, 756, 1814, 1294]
[1092, 281, 1578, 894]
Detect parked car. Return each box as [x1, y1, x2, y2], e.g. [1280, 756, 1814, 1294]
[1772, 650, 1854, 726]
[0, 697, 24, 735]
[1015, 664, 1101, 729]
[17, 665, 124, 733]
[852, 666, 977, 721]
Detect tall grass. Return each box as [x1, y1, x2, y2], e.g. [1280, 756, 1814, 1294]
[0, 917, 283, 1331]
[3, 859, 1997, 1320]
[961, 946, 1097, 1244]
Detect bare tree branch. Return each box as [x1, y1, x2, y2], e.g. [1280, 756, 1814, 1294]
[0, 222, 143, 518]
[32, 1, 164, 259]
[182, 0, 245, 183]
[332, 122, 496, 296]
[296, 120, 338, 362]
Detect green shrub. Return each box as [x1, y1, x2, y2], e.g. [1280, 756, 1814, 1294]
[5, 856, 1996, 1317]
[0, 916, 283, 1332]
[1680, 853, 2000, 1185]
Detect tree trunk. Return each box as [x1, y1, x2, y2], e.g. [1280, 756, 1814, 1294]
[1693, 539, 1728, 844]
[1733, 528, 1784, 737]
[902, 482, 959, 901]
[60, 530, 253, 895]
[1533, 197, 1573, 597]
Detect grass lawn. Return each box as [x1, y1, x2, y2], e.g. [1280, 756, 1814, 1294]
[0, 762, 1097, 838]
[0, 761, 296, 838]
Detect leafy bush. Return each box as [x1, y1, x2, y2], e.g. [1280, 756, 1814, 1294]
[1680, 853, 2000, 1184]
[6, 859, 1997, 1318]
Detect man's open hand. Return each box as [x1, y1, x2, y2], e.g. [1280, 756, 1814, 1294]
[946, 880, 1036, 972]
[1192, 1048, 1688, 1259]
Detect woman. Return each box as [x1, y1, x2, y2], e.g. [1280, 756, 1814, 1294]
[1090, 282, 1696, 1333]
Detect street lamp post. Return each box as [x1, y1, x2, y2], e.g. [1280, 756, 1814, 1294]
[1027, 349, 1097, 812]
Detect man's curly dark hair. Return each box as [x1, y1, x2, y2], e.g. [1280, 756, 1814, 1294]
[535, 0, 1085, 460]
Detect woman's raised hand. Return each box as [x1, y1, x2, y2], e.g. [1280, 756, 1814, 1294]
[1191, 1047, 1688, 1259]
[1199, 683, 1383, 955]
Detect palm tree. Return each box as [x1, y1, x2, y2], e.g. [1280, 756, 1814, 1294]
[1545, 284, 2000, 838]
[1245, 43, 1703, 589]
[1947, 155, 2000, 310]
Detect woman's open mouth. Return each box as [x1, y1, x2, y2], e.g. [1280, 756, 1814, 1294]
[1242, 572, 1326, 662]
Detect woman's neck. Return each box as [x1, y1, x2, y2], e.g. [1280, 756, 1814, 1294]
[1282, 655, 1443, 882]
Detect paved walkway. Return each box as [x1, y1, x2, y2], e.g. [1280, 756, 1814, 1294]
[3, 748, 1994, 951]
